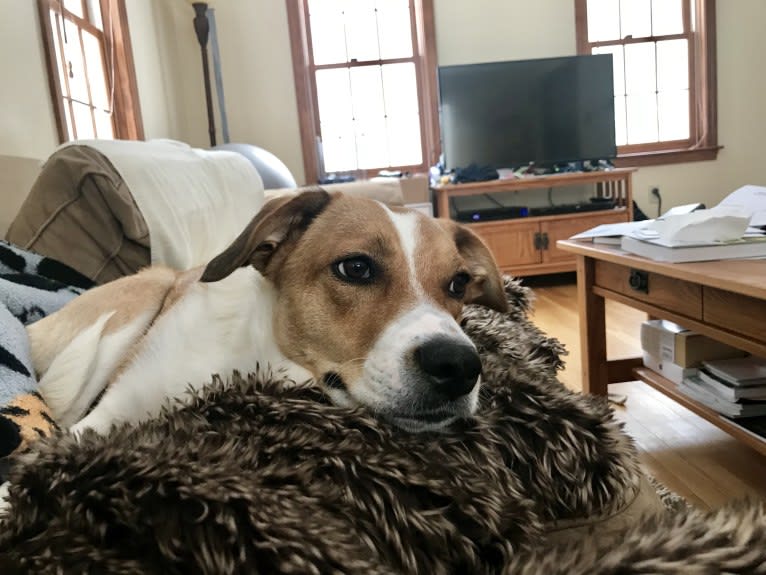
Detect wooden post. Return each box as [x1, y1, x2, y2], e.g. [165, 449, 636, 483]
[192, 2, 216, 147]
[576, 254, 608, 394]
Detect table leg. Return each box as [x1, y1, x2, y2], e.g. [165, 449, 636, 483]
[576, 255, 608, 395]
[436, 190, 450, 219]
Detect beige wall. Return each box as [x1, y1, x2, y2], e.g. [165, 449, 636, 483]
[434, 0, 576, 64]
[2, 0, 764, 214]
[126, 0, 209, 147]
[212, 0, 305, 183]
[0, 0, 58, 159]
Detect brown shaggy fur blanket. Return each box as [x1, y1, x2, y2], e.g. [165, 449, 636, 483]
[1, 279, 764, 574]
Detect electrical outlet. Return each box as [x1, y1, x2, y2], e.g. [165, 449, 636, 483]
[648, 186, 660, 204]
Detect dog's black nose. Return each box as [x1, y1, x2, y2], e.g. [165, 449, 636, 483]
[414, 338, 482, 400]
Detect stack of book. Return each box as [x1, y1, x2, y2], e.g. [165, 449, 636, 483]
[620, 234, 766, 263]
[679, 356, 766, 418]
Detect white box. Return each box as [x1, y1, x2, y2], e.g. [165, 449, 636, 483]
[640, 320, 745, 367]
[642, 352, 699, 385]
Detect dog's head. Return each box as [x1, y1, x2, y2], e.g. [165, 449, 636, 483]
[201, 190, 506, 431]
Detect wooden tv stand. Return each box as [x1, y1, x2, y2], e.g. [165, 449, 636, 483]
[433, 168, 635, 276]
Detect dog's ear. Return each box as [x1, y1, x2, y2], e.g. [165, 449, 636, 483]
[200, 189, 332, 283]
[438, 220, 507, 313]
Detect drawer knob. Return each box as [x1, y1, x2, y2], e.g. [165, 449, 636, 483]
[629, 269, 649, 293]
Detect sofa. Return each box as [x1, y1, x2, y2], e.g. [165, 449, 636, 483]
[4, 141, 413, 284]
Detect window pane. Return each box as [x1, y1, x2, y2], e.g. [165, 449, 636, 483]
[382, 63, 421, 166]
[355, 117, 388, 169]
[62, 99, 75, 140]
[308, 0, 347, 65]
[381, 63, 418, 118]
[614, 95, 628, 146]
[626, 94, 658, 144]
[85, 0, 103, 30]
[350, 66, 385, 122]
[658, 90, 689, 140]
[624, 42, 656, 95]
[652, 0, 684, 36]
[83, 31, 110, 110]
[316, 68, 353, 126]
[320, 123, 357, 173]
[345, 0, 379, 62]
[386, 115, 422, 166]
[94, 109, 114, 139]
[316, 68, 355, 171]
[71, 100, 95, 139]
[593, 45, 625, 96]
[350, 66, 387, 167]
[50, 12, 68, 90]
[620, 0, 652, 39]
[62, 20, 89, 103]
[64, 0, 84, 18]
[656, 39, 688, 91]
[376, 0, 412, 59]
[587, 0, 620, 42]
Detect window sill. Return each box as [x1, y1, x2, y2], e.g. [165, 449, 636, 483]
[613, 146, 722, 168]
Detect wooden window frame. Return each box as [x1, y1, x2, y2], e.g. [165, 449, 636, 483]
[38, 0, 144, 142]
[575, 0, 719, 167]
[287, 0, 438, 184]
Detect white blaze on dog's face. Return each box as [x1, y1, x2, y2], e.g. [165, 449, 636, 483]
[201, 190, 507, 431]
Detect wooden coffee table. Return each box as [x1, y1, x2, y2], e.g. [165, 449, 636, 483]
[557, 239, 766, 456]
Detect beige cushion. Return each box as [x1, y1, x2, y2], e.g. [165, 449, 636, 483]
[6, 146, 150, 284]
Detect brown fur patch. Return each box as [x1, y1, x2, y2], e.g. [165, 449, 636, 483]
[1, 393, 57, 453]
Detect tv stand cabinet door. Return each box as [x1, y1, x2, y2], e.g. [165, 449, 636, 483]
[541, 211, 629, 264]
[471, 220, 540, 270]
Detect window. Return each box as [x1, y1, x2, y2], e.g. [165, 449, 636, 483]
[38, 0, 143, 143]
[287, 0, 438, 183]
[575, 0, 718, 166]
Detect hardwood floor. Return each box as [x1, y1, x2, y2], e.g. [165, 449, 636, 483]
[525, 274, 766, 509]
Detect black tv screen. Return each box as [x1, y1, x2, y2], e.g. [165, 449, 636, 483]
[438, 54, 616, 171]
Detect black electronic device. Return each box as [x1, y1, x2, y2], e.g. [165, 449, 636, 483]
[438, 54, 616, 171]
[451, 195, 529, 223]
[528, 199, 616, 217]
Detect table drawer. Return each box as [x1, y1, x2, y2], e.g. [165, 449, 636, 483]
[704, 287, 766, 342]
[594, 261, 703, 319]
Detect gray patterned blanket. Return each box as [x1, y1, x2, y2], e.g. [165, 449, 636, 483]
[0, 241, 93, 478]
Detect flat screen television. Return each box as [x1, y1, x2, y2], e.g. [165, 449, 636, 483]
[437, 54, 616, 171]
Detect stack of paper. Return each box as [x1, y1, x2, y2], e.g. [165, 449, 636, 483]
[679, 375, 766, 418]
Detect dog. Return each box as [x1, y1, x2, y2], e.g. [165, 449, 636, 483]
[27, 189, 507, 435]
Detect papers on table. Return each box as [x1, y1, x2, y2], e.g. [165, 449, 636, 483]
[717, 184, 766, 227]
[570, 184, 766, 262]
[569, 220, 653, 242]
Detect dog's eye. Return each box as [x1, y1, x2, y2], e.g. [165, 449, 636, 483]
[448, 272, 471, 299]
[333, 256, 374, 284]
